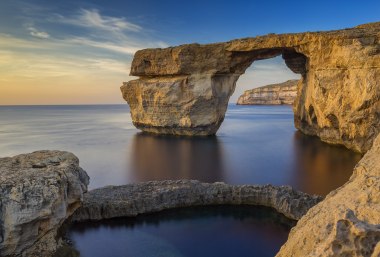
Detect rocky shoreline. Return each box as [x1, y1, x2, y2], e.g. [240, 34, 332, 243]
[237, 80, 298, 105]
[1, 133, 380, 256]
[72, 180, 322, 222]
[277, 134, 380, 257]
[0, 151, 322, 257]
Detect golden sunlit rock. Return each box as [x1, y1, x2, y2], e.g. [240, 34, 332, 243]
[237, 79, 298, 105]
[276, 134, 380, 257]
[122, 22, 380, 153]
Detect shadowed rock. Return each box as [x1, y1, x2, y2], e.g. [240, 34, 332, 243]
[72, 180, 322, 222]
[121, 22, 380, 153]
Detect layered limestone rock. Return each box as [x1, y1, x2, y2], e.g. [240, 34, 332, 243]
[276, 134, 380, 257]
[0, 151, 89, 257]
[237, 79, 298, 105]
[72, 180, 322, 222]
[121, 22, 380, 153]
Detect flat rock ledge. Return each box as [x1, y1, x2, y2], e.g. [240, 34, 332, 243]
[0, 151, 89, 257]
[72, 180, 322, 222]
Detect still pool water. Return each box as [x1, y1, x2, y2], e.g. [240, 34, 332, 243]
[0, 104, 362, 257]
[68, 206, 295, 257]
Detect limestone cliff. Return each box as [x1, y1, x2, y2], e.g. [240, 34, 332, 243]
[276, 134, 380, 257]
[0, 151, 89, 257]
[236, 80, 298, 105]
[121, 22, 380, 153]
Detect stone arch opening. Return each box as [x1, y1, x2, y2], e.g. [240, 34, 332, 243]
[227, 48, 308, 103]
[211, 47, 309, 134]
[229, 51, 304, 105]
[229, 48, 308, 76]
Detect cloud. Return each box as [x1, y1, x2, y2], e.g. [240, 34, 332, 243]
[63, 37, 141, 55]
[43, 9, 168, 55]
[53, 9, 141, 33]
[0, 4, 168, 104]
[27, 27, 50, 39]
[0, 50, 128, 78]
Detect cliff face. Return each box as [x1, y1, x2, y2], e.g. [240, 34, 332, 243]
[236, 80, 298, 105]
[276, 134, 380, 257]
[121, 22, 380, 153]
[0, 151, 89, 257]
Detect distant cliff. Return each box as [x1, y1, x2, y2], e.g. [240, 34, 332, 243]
[236, 80, 298, 105]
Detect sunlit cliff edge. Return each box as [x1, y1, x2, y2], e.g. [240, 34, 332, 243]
[236, 80, 298, 105]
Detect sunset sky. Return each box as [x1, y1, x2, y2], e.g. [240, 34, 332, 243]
[1, 0, 379, 105]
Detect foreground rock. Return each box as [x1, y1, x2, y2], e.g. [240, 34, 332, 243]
[122, 22, 380, 153]
[0, 151, 89, 257]
[237, 80, 298, 105]
[277, 134, 380, 257]
[72, 180, 322, 222]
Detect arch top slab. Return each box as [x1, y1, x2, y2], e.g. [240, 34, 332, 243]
[121, 22, 380, 153]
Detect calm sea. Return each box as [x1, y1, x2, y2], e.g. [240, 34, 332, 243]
[0, 104, 362, 257]
[0, 104, 361, 195]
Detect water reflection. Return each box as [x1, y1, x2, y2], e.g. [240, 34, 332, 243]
[0, 105, 362, 196]
[291, 131, 362, 195]
[68, 206, 295, 257]
[129, 133, 225, 182]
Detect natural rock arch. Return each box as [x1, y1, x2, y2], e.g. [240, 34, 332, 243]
[121, 22, 380, 153]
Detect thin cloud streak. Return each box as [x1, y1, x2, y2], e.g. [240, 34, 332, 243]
[27, 26, 50, 39]
[63, 37, 141, 55]
[52, 9, 142, 32]
[0, 50, 129, 79]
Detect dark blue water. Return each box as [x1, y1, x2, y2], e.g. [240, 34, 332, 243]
[68, 206, 295, 257]
[0, 104, 362, 257]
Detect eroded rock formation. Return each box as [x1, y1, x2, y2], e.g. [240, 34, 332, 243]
[72, 180, 322, 222]
[0, 151, 89, 257]
[276, 134, 380, 257]
[237, 79, 298, 105]
[121, 22, 380, 153]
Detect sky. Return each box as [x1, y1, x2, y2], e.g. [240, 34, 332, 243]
[0, 0, 379, 105]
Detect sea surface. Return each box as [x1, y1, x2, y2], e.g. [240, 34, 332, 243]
[0, 104, 361, 195]
[0, 104, 362, 257]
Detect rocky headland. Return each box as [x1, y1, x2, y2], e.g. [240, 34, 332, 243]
[236, 80, 298, 105]
[0, 151, 89, 257]
[121, 22, 380, 153]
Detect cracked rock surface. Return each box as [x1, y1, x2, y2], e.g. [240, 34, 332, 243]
[277, 134, 380, 257]
[0, 151, 89, 257]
